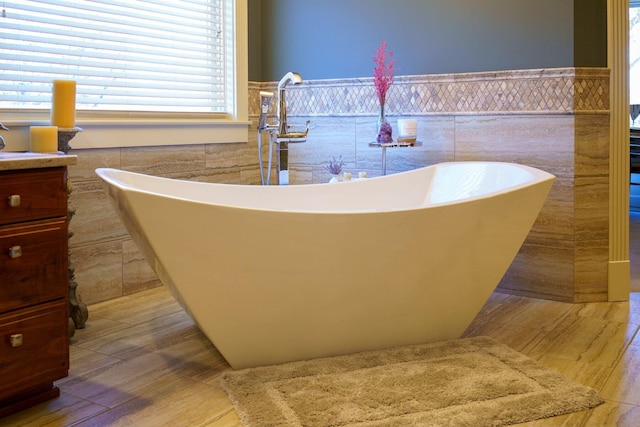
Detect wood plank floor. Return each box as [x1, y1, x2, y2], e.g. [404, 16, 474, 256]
[2, 290, 640, 426]
[5, 214, 640, 426]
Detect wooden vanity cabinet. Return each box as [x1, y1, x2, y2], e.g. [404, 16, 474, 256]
[0, 167, 69, 417]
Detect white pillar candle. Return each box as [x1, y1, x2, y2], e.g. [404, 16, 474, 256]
[51, 80, 76, 128]
[397, 119, 418, 139]
[30, 126, 58, 152]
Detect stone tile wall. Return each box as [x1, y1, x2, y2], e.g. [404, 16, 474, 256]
[69, 67, 609, 305]
[68, 144, 262, 304]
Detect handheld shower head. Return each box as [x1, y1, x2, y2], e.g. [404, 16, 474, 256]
[258, 91, 274, 130]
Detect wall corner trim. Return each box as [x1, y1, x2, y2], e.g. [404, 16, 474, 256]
[609, 260, 631, 301]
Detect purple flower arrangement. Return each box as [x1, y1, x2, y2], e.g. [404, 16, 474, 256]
[373, 40, 397, 143]
[324, 156, 345, 175]
[373, 40, 396, 109]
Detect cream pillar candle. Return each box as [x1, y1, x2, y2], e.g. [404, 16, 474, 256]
[51, 80, 76, 128]
[397, 119, 418, 141]
[30, 126, 58, 152]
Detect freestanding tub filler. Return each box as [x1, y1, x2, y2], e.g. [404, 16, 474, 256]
[96, 162, 555, 369]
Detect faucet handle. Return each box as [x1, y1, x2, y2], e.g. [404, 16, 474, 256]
[276, 120, 310, 142]
[0, 123, 8, 131]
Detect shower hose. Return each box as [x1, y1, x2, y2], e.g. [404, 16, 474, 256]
[257, 129, 274, 185]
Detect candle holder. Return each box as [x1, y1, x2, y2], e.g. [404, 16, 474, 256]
[57, 126, 83, 154]
[57, 126, 89, 336]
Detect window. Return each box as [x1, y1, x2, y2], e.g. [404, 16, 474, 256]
[0, 0, 249, 151]
[0, 0, 248, 149]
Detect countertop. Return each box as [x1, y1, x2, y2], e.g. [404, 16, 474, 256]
[0, 151, 78, 171]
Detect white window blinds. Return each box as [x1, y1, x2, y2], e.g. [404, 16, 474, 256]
[1, 0, 234, 114]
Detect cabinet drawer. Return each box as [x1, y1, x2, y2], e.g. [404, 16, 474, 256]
[0, 299, 69, 402]
[0, 168, 67, 225]
[0, 219, 68, 313]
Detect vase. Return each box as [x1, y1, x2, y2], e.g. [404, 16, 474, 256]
[329, 174, 342, 184]
[377, 104, 386, 133]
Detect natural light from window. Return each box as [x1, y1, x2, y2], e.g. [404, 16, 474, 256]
[1, 0, 239, 117]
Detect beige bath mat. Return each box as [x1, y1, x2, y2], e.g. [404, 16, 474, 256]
[220, 336, 603, 426]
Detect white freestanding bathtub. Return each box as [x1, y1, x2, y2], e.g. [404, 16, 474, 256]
[96, 162, 554, 369]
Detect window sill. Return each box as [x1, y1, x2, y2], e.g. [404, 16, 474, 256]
[0, 117, 251, 151]
[70, 119, 251, 149]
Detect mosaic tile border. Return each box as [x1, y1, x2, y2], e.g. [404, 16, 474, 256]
[249, 67, 609, 117]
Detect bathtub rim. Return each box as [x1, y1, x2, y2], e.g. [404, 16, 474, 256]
[95, 161, 556, 214]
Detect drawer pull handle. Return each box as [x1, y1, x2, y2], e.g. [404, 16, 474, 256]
[7, 194, 21, 207]
[9, 334, 23, 347]
[8, 246, 22, 258]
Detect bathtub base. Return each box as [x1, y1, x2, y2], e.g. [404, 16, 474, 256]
[158, 260, 488, 370]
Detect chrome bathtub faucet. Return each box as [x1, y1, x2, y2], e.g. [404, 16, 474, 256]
[257, 71, 310, 185]
[277, 71, 302, 137]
